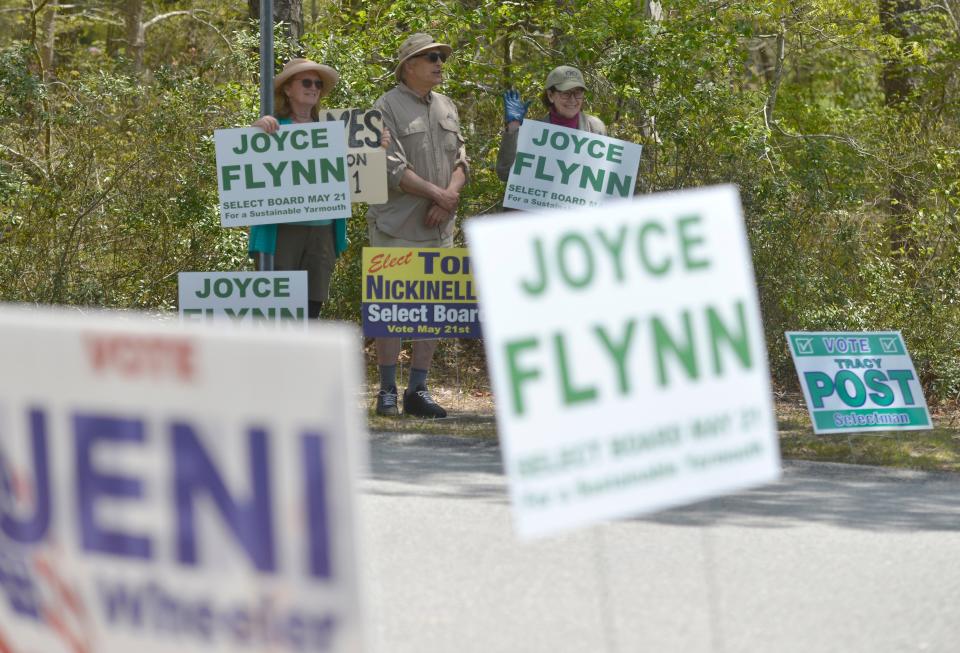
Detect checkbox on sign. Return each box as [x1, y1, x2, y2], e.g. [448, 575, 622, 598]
[795, 337, 813, 355]
[879, 337, 898, 353]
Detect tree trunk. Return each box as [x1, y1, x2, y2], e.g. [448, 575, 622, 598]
[39, 0, 58, 79]
[248, 0, 303, 44]
[879, 0, 920, 105]
[879, 0, 920, 252]
[124, 0, 145, 74]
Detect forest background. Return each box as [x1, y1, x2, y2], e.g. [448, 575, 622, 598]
[1, 0, 959, 406]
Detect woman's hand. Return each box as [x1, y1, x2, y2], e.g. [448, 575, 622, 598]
[252, 115, 280, 133]
[503, 89, 532, 127]
[381, 126, 392, 149]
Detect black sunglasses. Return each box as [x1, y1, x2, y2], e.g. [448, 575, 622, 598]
[416, 51, 448, 63]
[299, 79, 324, 90]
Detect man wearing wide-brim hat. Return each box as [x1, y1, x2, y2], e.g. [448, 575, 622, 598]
[367, 32, 469, 419]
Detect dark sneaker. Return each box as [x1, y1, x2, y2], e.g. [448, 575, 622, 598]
[375, 386, 399, 416]
[403, 385, 447, 418]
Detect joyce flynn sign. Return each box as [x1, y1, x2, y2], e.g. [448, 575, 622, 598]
[215, 122, 351, 227]
[178, 271, 308, 327]
[466, 186, 780, 539]
[503, 122, 642, 211]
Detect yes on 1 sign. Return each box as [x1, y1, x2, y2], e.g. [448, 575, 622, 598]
[466, 185, 781, 539]
[0, 307, 367, 653]
[786, 331, 932, 434]
[503, 122, 641, 211]
[321, 108, 388, 204]
[215, 122, 351, 227]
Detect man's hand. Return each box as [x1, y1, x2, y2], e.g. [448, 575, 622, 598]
[432, 186, 460, 213]
[424, 203, 453, 228]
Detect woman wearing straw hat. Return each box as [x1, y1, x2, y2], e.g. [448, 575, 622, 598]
[495, 65, 606, 182]
[248, 58, 389, 318]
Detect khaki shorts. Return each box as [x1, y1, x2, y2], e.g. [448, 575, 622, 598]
[275, 223, 336, 302]
[367, 221, 455, 248]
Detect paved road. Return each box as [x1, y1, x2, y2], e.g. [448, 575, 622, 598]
[359, 432, 960, 653]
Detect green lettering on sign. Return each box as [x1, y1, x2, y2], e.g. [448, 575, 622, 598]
[651, 311, 698, 387]
[505, 337, 540, 416]
[554, 333, 597, 406]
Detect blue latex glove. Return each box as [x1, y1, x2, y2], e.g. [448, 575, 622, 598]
[503, 89, 532, 124]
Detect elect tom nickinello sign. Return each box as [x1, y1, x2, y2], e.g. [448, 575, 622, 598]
[466, 185, 780, 539]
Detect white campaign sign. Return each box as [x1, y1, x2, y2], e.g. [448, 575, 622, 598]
[503, 122, 642, 211]
[215, 122, 351, 227]
[0, 307, 367, 653]
[786, 331, 932, 434]
[466, 185, 780, 539]
[178, 271, 308, 327]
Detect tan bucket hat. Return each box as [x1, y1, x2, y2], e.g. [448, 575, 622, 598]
[395, 33, 453, 81]
[274, 58, 339, 97]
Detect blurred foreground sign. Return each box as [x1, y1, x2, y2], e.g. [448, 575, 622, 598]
[0, 307, 367, 652]
[466, 185, 780, 539]
[786, 331, 931, 434]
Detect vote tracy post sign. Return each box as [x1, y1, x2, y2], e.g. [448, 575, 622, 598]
[0, 306, 367, 653]
[214, 122, 351, 227]
[466, 185, 781, 539]
[786, 331, 932, 434]
[503, 122, 642, 211]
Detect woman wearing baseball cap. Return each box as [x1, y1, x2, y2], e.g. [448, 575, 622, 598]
[495, 65, 606, 182]
[248, 58, 390, 318]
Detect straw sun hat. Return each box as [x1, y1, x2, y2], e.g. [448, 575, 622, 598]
[274, 58, 339, 99]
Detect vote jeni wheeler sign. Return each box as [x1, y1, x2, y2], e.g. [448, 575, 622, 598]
[215, 122, 351, 227]
[786, 331, 932, 434]
[467, 185, 780, 539]
[503, 122, 642, 211]
[0, 307, 367, 653]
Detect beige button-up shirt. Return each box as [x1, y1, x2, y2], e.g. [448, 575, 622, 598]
[366, 82, 470, 242]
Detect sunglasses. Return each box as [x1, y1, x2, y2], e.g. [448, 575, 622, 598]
[416, 51, 448, 63]
[299, 79, 325, 90]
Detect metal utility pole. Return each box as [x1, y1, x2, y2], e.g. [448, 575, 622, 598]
[257, 0, 275, 271]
